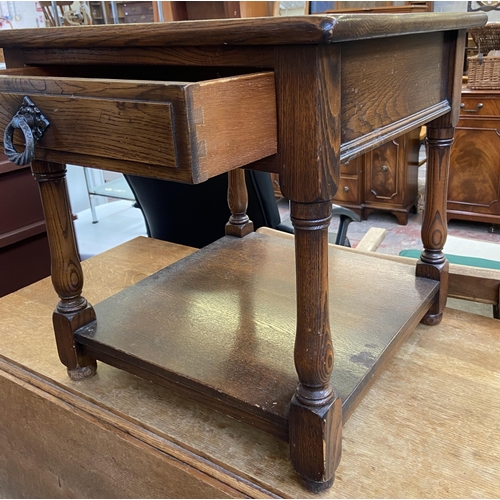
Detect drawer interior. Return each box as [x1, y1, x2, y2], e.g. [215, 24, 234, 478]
[1, 64, 265, 83]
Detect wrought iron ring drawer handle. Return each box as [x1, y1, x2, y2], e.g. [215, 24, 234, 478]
[460, 102, 483, 113]
[3, 96, 50, 166]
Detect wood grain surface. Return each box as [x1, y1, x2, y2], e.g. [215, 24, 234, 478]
[275, 44, 340, 202]
[257, 226, 500, 308]
[0, 13, 487, 48]
[19, 46, 276, 68]
[0, 71, 276, 183]
[72, 233, 437, 440]
[188, 72, 277, 181]
[341, 32, 448, 144]
[448, 89, 500, 225]
[1, 237, 500, 498]
[1, 92, 176, 165]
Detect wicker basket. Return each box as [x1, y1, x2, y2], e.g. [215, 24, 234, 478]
[467, 23, 500, 90]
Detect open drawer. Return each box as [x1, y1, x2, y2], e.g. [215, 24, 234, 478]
[0, 66, 277, 183]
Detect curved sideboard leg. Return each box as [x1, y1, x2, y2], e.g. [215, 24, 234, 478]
[32, 160, 97, 380]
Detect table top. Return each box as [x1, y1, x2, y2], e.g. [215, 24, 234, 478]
[0, 12, 487, 48]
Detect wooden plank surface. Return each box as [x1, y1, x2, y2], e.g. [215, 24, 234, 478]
[0, 14, 487, 48]
[189, 73, 277, 181]
[341, 32, 448, 145]
[259, 227, 500, 307]
[354, 227, 387, 252]
[74, 233, 437, 440]
[1, 236, 500, 498]
[0, 93, 176, 166]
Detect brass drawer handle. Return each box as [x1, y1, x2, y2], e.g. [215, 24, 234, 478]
[3, 96, 50, 166]
[460, 102, 483, 113]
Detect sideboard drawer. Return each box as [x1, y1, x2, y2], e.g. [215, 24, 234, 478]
[460, 97, 500, 117]
[333, 176, 359, 203]
[340, 156, 361, 175]
[0, 68, 277, 184]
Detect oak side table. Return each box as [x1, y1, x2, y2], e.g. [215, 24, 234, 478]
[0, 12, 486, 492]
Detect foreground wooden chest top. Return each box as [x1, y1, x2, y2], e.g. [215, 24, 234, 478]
[0, 13, 488, 492]
[1, 237, 500, 498]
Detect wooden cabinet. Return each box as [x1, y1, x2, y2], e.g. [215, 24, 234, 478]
[333, 129, 421, 225]
[272, 131, 421, 225]
[447, 89, 500, 225]
[0, 154, 50, 297]
[90, 2, 155, 25]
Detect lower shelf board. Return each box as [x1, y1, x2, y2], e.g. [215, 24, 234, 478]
[75, 232, 438, 441]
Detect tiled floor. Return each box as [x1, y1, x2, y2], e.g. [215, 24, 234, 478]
[74, 199, 147, 261]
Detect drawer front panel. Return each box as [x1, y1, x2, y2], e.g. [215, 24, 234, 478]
[0, 94, 176, 167]
[364, 137, 402, 204]
[333, 176, 359, 203]
[340, 155, 361, 175]
[460, 98, 500, 117]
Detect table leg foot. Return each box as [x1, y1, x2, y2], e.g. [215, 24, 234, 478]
[68, 360, 97, 381]
[300, 475, 334, 493]
[421, 312, 443, 326]
[417, 259, 449, 326]
[289, 393, 342, 492]
[53, 302, 97, 375]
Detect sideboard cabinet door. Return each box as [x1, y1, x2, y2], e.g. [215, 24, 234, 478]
[447, 91, 500, 225]
[332, 130, 420, 225]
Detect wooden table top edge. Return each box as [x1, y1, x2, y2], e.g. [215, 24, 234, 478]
[0, 12, 487, 48]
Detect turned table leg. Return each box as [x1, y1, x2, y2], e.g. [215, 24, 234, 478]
[288, 200, 342, 492]
[226, 168, 254, 237]
[32, 160, 97, 380]
[417, 126, 453, 325]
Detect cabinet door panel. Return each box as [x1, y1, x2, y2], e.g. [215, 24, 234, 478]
[448, 127, 500, 214]
[364, 138, 403, 204]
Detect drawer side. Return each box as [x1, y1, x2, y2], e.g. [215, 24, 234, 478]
[187, 72, 277, 182]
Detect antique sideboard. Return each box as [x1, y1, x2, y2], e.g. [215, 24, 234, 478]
[272, 129, 421, 224]
[448, 88, 500, 227]
[0, 12, 486, 492]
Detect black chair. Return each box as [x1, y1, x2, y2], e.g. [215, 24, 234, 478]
[125, 170, 360, 249]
